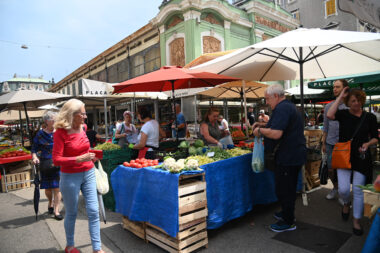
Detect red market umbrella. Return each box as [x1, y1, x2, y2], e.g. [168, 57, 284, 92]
[113, 66, 240, 140]
[113, 66, 240, 93]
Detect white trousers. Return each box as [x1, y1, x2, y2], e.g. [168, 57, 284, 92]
[337, 169, 366, 219]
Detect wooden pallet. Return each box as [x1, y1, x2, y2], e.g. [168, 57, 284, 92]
[1, 170, 31, 192]
[363, 190, 380, 218]
[146, 172, 208, 253]
[122, 216, 146, 240]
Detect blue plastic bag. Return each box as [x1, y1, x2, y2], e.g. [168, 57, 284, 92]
[251, 137, 264, 173]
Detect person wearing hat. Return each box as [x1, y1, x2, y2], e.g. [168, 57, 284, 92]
[114, 110, 138, 148]
[258, 109, 270, 123]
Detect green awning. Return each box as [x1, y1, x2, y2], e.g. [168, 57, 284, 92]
[308, 71, 380, 95]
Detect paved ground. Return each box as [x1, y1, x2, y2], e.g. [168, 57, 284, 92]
[0, 177, 375, 253]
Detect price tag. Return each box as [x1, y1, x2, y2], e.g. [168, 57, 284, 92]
[207, 152, 215, 157]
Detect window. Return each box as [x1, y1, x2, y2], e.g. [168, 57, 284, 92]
[145, 47, 160, 73]
[287, 0, 296, 4]
[291, 9, 300, 20]
[325, 0, 337, 17]
[133, 55, 144, 77]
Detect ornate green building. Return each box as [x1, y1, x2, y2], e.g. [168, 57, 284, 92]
[51, 0, 299, 93]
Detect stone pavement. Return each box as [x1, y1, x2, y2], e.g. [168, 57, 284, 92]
[0, 181, 374, 253]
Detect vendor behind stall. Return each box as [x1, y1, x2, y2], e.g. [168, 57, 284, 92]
[130, 107, 163, 159]
[115, 111, 138, 148]
[172, 103, 186, 138]
[200, 107, 224, 148]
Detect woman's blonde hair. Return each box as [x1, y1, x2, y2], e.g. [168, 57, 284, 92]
[54, 99, 84, 130]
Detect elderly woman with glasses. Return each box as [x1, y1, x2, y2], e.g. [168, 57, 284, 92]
[31, 110, 63, 220]
[52, 99, 105, 253]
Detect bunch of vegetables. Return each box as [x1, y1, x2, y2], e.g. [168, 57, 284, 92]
[186, 155, 214, 166]
[226, 148, 252, 157]
[207, 147, 232, 161]
[155, 157, 201, 173]
[235, 141, 253, 149]
[94, 142, 121, 151]
[231, 129, 245, 138]
[0, 146, 30, 158]
[358, 174, 380, 193]
[123, 158, 159, 168]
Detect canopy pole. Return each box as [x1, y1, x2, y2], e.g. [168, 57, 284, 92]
[104, 98, 108, 141]
[19, 110, 24, 147]
[299, 47, 305, 126]
[23, 102, 33, 146]
[242, 80, 249, 137]
[240, 90, 244, 132]
[171, 81, 178, 142]
[194, 95, 198, 138]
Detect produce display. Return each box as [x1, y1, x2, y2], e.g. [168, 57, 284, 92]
[359, 174, 380, 193]
[235, 141, 254, 149]
[123, 158, 159, 169]
[231, 129, 245, 138]
[226, 148, 252, 157]
[186, 155, 214, 166]
[94, 142, 121, 151]
[0, 146, 30, 158]
[155, 157, 201, 173]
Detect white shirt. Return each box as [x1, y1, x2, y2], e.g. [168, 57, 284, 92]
[138, 120, 159, 148]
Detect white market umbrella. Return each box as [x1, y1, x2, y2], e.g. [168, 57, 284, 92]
[192, 28, 380, 117]
[0, 90, 70, 144]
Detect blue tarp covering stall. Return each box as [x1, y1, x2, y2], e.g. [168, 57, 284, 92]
[111, 154, 302, 237]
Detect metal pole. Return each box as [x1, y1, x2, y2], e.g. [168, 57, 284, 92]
[171, 81, 178, 142]
[23, 102, 33, 146]
[104, 98, 108, 141]
[299, 47, 305, 126]
[19, 110, 24, 146]
[242, 80, 249, 136]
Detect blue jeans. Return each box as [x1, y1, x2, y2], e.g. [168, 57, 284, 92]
[60, 168, 101, 251]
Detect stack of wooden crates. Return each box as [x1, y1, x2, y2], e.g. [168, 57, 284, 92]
[122, 172, 208, 253]
[304, 130, 323, 190]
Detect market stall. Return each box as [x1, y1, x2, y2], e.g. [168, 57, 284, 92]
[111, 152, 303, 233]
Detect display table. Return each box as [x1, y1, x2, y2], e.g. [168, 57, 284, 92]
[112, 154, 302, 236]
[0, 154, 32, 193]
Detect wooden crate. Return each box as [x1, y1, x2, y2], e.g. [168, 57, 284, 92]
[305, 160, 321, 175]
[304, 168, 320, 191]
[146, 173, 208, 253]
[122, 216, 146, 240]
[304, 130, 323, 148]
[1, 170, 31, 192]
[363, 190, 380, 218]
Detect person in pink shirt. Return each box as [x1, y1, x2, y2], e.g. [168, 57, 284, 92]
[53, 99, 105, 253]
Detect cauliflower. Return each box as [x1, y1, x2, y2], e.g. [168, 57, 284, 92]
[185, 159, 199, 170]
[163, 158, 176, 170]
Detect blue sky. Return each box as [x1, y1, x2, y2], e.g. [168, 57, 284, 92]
[0, 0, 159, 83]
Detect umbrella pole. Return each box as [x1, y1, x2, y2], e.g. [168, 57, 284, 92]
[23, 102, 33, 146]
[299, 47, 308, 206]
[240, 90, 244, 131]
[242, 80, 249, 137]
[171, 81, 178, 142]
[19, 110, 24, 146]
[104, 98, 108, 141]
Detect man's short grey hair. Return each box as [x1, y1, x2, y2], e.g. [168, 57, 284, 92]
[42, 111, 57, 122]
[265, 84, 285, 97]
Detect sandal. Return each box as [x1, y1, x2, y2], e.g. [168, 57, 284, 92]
[54, 213, 63, 220]
[65, 246, 80, 253]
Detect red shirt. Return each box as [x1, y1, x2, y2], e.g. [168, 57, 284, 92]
[53, 127, 94, 173]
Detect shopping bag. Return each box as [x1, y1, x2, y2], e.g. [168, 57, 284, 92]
[219, 135, 234, 148]
[95, 162, 109, 195]
[319, 153, 328, 185]
[251, 137, 264, 173]
[331, 141, 351, 169]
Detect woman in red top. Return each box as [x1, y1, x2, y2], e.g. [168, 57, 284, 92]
[53, 99, 104, 253]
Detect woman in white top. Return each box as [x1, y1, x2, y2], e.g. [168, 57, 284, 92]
[132, 107, 164, 159]
[115, 111, 138, 147]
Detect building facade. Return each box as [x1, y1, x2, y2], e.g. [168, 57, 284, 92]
[50, 0, 299, 94]
[0, 74, 53, 95]
[278, 0, 378, 32]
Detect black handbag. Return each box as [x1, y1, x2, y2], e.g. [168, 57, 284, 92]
[39, 159, 60, 176]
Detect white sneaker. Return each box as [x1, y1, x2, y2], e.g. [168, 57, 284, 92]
[338, 198, 345, 206]
[326, 189, 338, 200]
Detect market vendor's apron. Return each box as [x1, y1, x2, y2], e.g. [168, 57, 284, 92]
[138, 145, 158, 159]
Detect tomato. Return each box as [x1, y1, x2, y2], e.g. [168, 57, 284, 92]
[142, 163, 148, 168]
[135, 159, 140, 163]
[129, 162, 136, 168]
[130, 160, 135, 164]
[135, 164, 142, 169]
[123, 162, 130, 167]
[153, 160, 159, 165]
